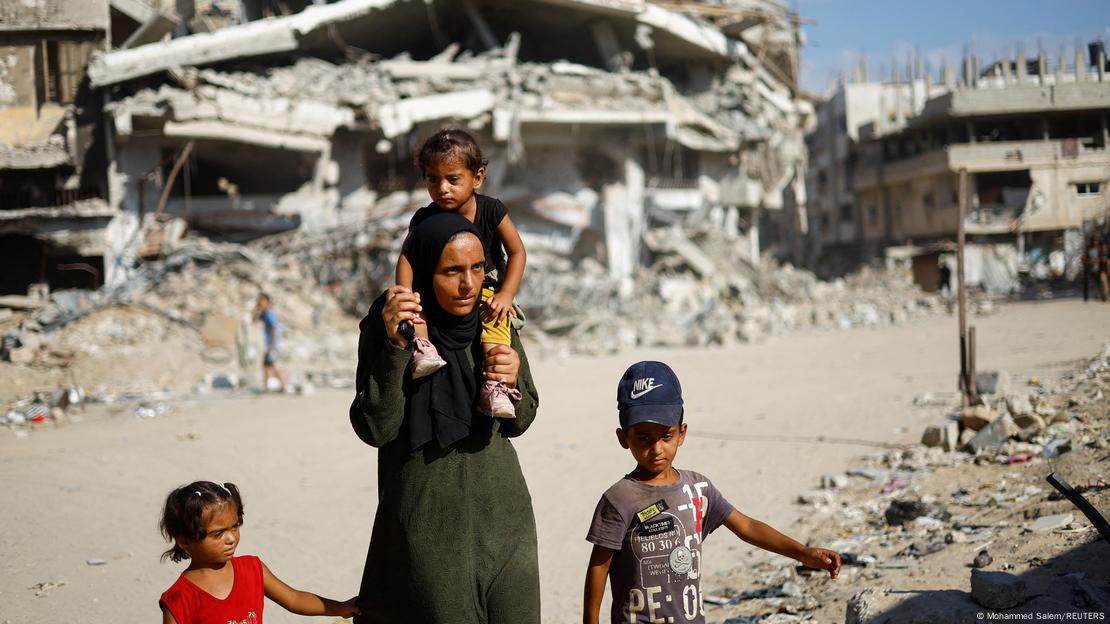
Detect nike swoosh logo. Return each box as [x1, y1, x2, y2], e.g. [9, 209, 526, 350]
[629, 384, 663, 400]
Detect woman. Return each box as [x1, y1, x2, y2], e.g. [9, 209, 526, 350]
[349, 213, 541, 623]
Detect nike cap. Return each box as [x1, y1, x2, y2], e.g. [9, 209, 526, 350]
[617, 360, 683, 429]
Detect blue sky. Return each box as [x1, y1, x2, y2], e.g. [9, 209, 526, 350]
[797, 0, 1110, 93]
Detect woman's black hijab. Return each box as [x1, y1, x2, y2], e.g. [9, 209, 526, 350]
[351, 212, 483, 452]
[405, 213, 483, 450]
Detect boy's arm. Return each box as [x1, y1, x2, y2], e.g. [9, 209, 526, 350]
[723, 510, 840, 579]
[496, 214, 526, 301]
[583, 545, 614, 624]
[261, 561, 360, 617]
[161, 607, 177, 624]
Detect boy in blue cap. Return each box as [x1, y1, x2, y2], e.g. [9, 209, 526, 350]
[583, 361, 841, 624]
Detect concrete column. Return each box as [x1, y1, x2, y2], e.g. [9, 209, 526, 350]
[966, 120, 976, 143]
[1101, 114, 1108, 149]
[1016, 52, 1026, 85]
[590, 21, 627, 72]
[749, 207, 761, 265]
[1098, 48, 1106, 82]
[601, 150, 644, 289]
[1038, 53, 1048, 85]
[462, 0, 499, 50]
[1075, 49, 1086, 82]
[174, 0, 194, 37]
[1041, 116, 1050, 141]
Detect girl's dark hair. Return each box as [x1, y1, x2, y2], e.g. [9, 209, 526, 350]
[159, 481, 244, 563]
[416, 128, 488, 175]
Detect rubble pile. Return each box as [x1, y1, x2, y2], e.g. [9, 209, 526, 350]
[0, 238, 357, 409]
[519, 224, 946, 355]
[2, 215, 946, 413]
[700, 348, 1110, 624]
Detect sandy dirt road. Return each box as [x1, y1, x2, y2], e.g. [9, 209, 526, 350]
[0, 298, 1104, 623]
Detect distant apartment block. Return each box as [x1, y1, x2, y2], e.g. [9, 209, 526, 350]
[803, 45, 1110, 290]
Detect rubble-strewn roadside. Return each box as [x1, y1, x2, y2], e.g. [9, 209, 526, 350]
[2, 217, 952, 424]
[700, 347, 1110, 624]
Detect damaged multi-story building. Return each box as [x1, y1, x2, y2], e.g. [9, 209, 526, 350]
[1, 0, 811, 297]
[802, 45, 1110, 292]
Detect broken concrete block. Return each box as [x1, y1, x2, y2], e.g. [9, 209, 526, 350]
[884, 499, 929, 526]
[965, 414, 1019, 454]
[921, 419, 959, 451]
[970, 569, 1027, 610]
[1012, 412, 1045, 432]
[846, 587, 980, 623]
[845, 588, 880, 624]
[960, 404, 997, 431]
[975, 370, 1011, 396]
[1025, 512, 1073, 533]
[958, 427, 976, 448]
[1005, 392, 1034, 416]
[797, 490, 834, 506]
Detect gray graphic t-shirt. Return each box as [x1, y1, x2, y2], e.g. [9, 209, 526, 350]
[586, 469, 734, 624]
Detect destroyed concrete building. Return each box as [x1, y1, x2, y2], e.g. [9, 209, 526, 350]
[0, 0, 185, 296]
[800, 45, 1110, 293]
[48, 0, 811, 293]
[0, 0, 115, 295]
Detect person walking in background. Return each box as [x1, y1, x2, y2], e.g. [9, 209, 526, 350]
[1099, 241, 1110, 302]
[938, 259, 952, 296]
[1083, 237, 1100, 302]
[255, 293, 288, 392]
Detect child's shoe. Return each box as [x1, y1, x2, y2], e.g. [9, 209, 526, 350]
[479, 380, 522, 419]
[411, 337, 447, 378]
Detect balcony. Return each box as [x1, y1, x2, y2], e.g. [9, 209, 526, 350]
[949, 138, 1105, 170]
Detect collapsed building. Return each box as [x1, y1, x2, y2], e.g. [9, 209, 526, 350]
[1, 0, 814, 298]
[801, 46, 1110, 292]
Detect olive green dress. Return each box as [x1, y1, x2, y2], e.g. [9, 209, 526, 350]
[350, 324, 541, 624]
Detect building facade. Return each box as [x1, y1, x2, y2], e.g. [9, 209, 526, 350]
[803, 47, 1110, 290]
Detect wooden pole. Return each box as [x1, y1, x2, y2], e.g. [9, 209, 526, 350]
[957, 169, 970, 406]
[154, 140, 195, 222]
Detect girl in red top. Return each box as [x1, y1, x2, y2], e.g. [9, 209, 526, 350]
[158, 481, 359, 624]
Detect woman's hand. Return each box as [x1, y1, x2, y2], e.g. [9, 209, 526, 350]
[483, 344, 520, 387]
[382, 286, 422, 348]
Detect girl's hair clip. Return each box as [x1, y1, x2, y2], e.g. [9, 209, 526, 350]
[194, 490, 202, 497]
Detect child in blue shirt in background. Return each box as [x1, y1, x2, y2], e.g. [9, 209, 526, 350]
[255, 293, 288, 392]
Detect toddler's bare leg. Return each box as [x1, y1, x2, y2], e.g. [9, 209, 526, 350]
[414, 309, 430, 339]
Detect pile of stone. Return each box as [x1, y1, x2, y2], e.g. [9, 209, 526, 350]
[920, 362, 1089, 458]
[518, 223, 946, 356]
[0, 237, 358, 408]
[2, 216, 945, 410]
[700, 346, 1110, 624]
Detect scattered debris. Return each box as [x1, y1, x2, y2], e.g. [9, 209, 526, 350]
[704, 344, 1110, 624]
[27, 581, 65, 598]
[972, 549, 993, 568]
[1046, 473, 1110, 544]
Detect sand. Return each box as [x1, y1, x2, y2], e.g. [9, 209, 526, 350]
[0, 298, 1104, 623]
